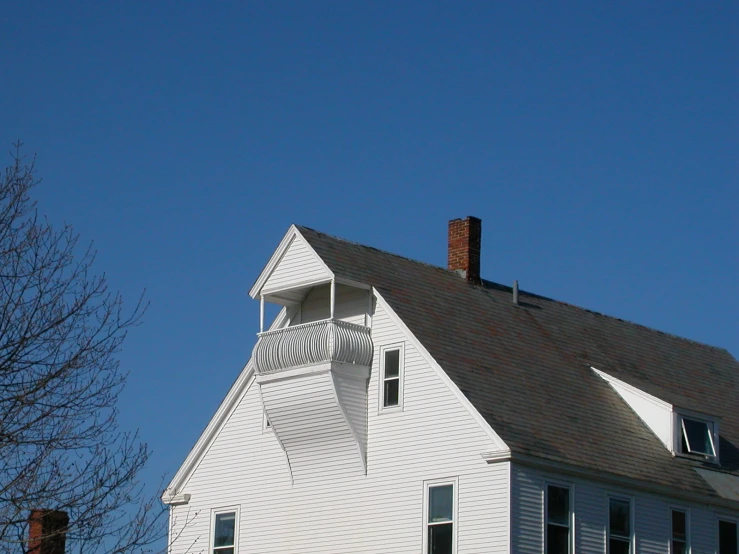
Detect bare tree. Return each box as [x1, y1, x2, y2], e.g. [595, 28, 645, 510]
[0, 144, 165, 553]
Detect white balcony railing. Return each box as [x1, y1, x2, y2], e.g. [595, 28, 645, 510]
[252, 319, 373, 375]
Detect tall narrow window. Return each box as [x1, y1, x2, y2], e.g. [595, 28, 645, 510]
[426, 482, 455, 554]
[719, 520, 738, 554]
[671, 509, 687, 554]
[213, 511, 236, 554]
[608, 497, 632, 554]
[381, 346, 403, 409]
[546, 485, 571, 554]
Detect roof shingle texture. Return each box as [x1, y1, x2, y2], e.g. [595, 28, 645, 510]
[297, 226, 739, 501]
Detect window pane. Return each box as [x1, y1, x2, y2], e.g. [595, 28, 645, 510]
[547, 524, 569, 554]
[383, 378, 399, 407]
[683, 419, 714, 455]
[429, 485, 454, 523]
[609, 498, 630, 536]
[428, 522, 453, 554]
[719, 520, 738, 554]
[214, 512, 235, 547]
[672, 510, 686, 540]
[671, 540, 686, 554]
[385, 349, 400, 378]
[547, 486, 569, 526]
[214, 549, 234, 554]
[609, 538, 631, 554]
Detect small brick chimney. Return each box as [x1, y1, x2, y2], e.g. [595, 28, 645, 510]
[448, 216, 482, 284]
[28, 510, 69, 554]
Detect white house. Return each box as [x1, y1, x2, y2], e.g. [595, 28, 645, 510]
[163, 217, 739, 554]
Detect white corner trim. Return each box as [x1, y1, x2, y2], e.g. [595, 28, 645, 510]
[163, 308, 290, 499]
[249, 225, 334, 299]
[591, 366, 672, 410]
[162, 493, 191, 506]
[373, 289, 509, 451]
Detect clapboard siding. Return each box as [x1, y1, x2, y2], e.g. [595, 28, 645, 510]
[635, 495, 668, 553]
[170, 298, 509, 554]
[512, 465, 739, 554]
[576, 479, 606, 553]
[262, 235, 331, 294]
[692, 507, 716, 554]
[511, 468, 543, 553]
[300, 283, 368, 325]
[259, 370, 365, 481]
[333, 372, 368, 460]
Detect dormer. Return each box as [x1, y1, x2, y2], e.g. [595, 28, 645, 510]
[592, 367, 720, 464]
[248, 226, 374, 482]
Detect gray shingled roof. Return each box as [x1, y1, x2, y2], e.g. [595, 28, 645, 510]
[297, 225, 739, 502]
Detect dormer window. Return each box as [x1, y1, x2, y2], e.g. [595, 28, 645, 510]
[676, 413, 718, 460]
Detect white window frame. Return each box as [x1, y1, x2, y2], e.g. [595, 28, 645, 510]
[607, 494, 634, 554]
[422, 476, 458, 554]
[545, 481, 574, 554]
[669, 506, 690, 554]
[210, 506, 240, 554]
[717, 516, 739, 554]
[378, 343, 405, 412]
[673, 411, 719, 462]
[262, 409, 272, 432]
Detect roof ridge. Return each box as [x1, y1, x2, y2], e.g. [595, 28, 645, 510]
[296, 225, 729, 354]
[295, 224, 456, 275]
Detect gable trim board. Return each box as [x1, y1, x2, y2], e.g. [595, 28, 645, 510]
[163, 365, 255, 504]
[163, 308, 289, 503]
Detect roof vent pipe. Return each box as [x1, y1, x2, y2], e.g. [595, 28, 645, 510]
[513, 280, 519, 305]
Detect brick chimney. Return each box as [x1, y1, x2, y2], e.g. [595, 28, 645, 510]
[448, 216, 482, 284]
[28, 510, 69, 554]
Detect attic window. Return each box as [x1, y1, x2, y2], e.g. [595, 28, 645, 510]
[379, 344, 404, 411]
[677, 415, 717, 459]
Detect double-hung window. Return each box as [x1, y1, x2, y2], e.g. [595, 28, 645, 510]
[670, 509, 688, 554]
[608, 497, 632, 554]
[424, 480, 456, 554]
[212, 509, 237, 554]
[719, 520, 738, 554]
[546, 485, 571, 554]
[380, 345, 403, 410]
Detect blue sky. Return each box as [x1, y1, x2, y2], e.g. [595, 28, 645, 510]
[2, 0, 736, 546]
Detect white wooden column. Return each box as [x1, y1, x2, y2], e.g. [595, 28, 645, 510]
[330, 279, 336, 319]
[260, 295, 265, 333]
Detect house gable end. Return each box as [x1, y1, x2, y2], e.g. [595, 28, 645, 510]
[249, 225, 333, 302]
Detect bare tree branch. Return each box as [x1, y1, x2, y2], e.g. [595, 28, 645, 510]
[0, 143, 166, 553]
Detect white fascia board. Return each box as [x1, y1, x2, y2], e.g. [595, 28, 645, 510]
[373, 289, 509, 453]
[249, 225, 334, 299]
[163, 307, 289, 499]
[591, 366, 673, 452]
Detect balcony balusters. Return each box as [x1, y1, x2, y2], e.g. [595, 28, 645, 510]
[253, 319, 373, 375]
